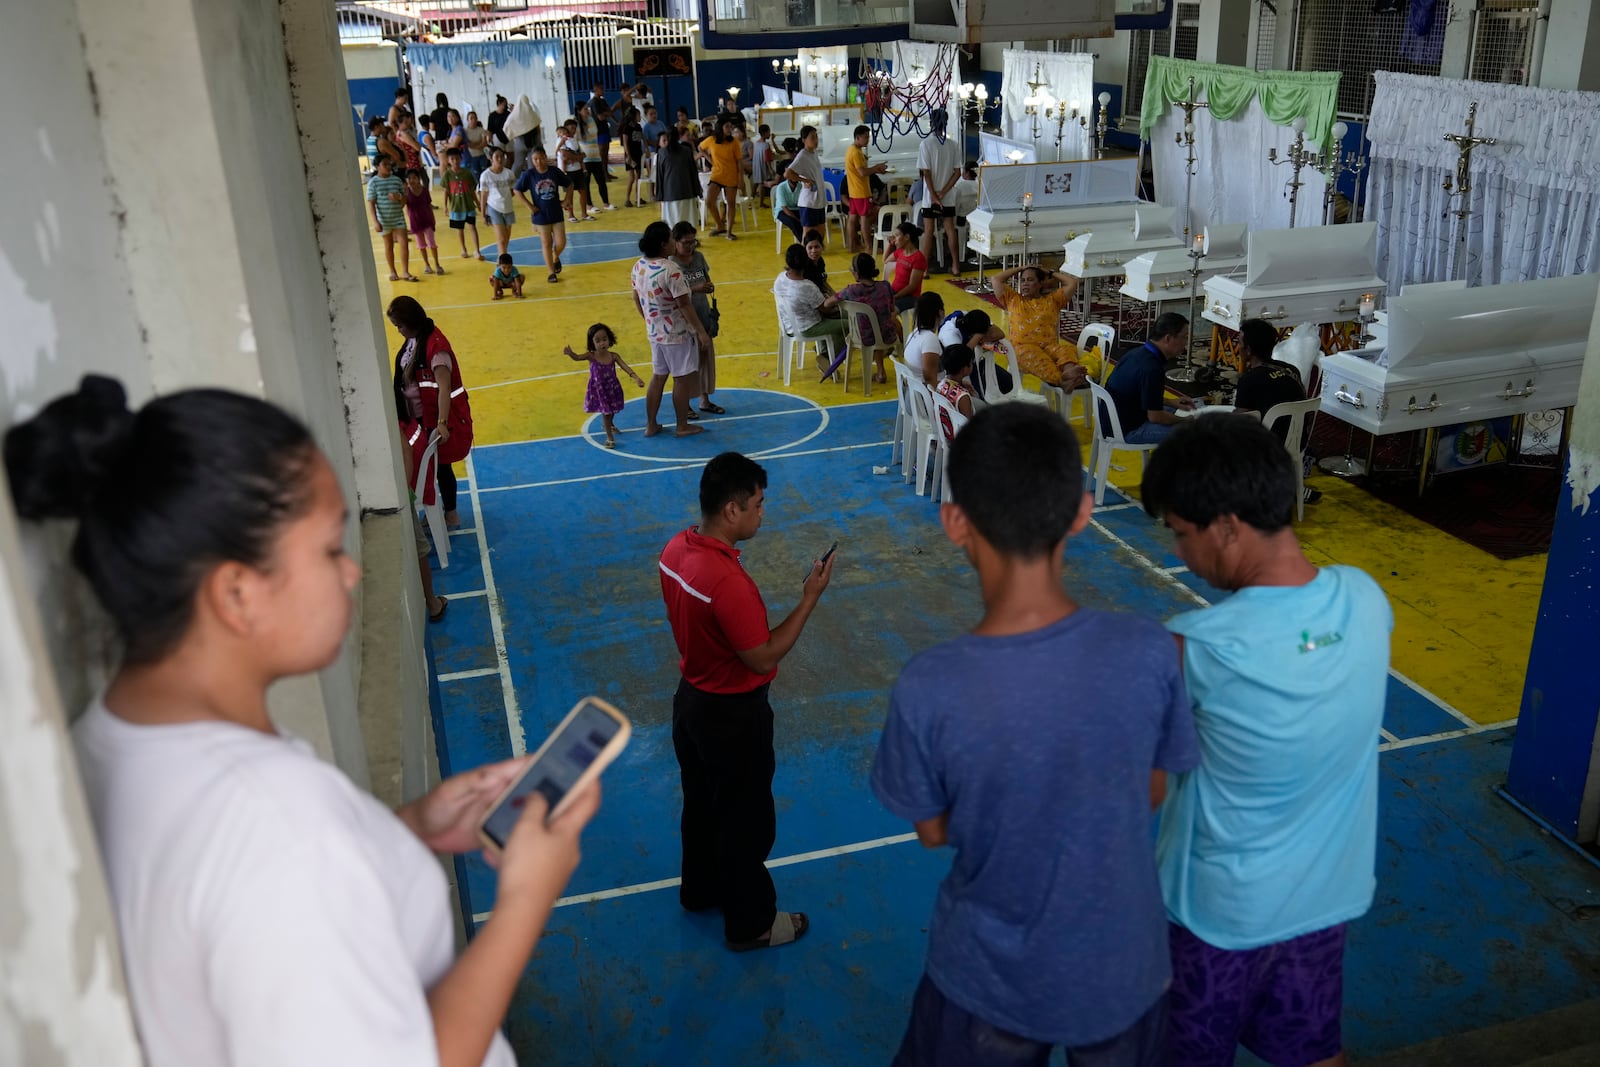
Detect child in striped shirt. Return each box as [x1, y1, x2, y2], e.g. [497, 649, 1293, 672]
[366, 156, 415, 282]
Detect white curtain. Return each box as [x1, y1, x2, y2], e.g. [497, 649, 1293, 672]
[1000, 50, 1094, 162]
[1150, 91, 1328, 237]
[891, 41, 956, 105]
[408, 41, 567, 150]
[1367, 71, 1600, 290]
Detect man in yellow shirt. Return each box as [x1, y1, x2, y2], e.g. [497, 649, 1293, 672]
[993, 263, 1100, 388]
[844, 125, 887, 254]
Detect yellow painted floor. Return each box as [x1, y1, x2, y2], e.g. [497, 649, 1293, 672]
[370, 196, 1541, 726]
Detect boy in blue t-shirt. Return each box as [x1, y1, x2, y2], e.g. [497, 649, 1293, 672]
[1141, 413, 1391, 1067]
[515, 147, 569, 284]
[489, 253, 523, 300]
[871, 403, 1199, 1067]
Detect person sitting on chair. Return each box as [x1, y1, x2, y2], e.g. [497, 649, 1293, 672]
[1233, 317, 1321, 505]
[1103, 312, 1195, 444]
[992, 263, 1098, 388]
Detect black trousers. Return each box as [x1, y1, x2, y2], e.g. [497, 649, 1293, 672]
[671, 678, 777, 942]
[438, 462, 458, 513]
[585, 160, 611, 204]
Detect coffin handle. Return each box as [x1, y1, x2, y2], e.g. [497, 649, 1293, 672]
[1406, 394, 1440, 415]
[1334, 387, 1365, 409]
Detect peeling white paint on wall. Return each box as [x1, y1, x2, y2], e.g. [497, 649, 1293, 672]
[237, 303, 257, 354]
[0, 559, 141, 1066]
[1, 249, 59, 422]
[1569, 448, 1597, 515]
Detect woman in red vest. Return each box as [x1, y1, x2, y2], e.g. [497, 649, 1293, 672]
[389, 296, 473, 528]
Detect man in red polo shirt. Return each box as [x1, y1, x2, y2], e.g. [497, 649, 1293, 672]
[658, 451, 834, 952]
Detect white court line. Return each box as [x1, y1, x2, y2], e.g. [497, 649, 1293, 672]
[463, 453, 527, 757]
[474, 396, 897, 449]
[422, 272, 850, 314]
[444, 588, 487, 599]
[1388, 669, 1477, 729]
[437, 667, 500, 683]
[1095, 502, 1138, 513]
[448, 527, 477, 537]
[1160, 565, 1189, 576]
[470, 831, 920, 924]
[1380, 728, 1400, 744]
[1379, 720, 1517, 753]
[478, 439, 892, 495]
[471, 351, 772, 393]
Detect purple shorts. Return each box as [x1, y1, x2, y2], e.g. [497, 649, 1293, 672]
[1167, 921, 1346, 1067]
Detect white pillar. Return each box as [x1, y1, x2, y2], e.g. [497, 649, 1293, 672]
[1198, 0, 1251, 67]
[1539, 0, 1600, 90]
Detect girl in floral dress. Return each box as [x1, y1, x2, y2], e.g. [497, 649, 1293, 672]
[565, 323, 644, 448]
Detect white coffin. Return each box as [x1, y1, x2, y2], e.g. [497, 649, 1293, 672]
[1119, 224, 1248, 303]
[1318, 273, 1599, 435]
[1062, 205, 1184, 278]
[967, 201, 1143, 257]
[1202, 222, 1385, 331]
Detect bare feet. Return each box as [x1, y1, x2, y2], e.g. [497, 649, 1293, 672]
[674, 424, 706, 437]
[643, 422, 664, 437]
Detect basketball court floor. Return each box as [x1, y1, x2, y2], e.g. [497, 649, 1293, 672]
[372, 199, 1600, 1063]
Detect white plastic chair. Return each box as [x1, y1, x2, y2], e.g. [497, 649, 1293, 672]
[1262, 397, 1323, 522]
[822, 182, 846, 245]
[892, 360, 938, 494]
[873, 204, 911, 259]
[414, 433, 450, 569]
[1086, 380, 1162, 506]
[1048, 322, 1116, 426]
[773, 291, 835, 385]
[977, 340, 1049, 408]
[839, 299, 900, 399]
[931, 389, 970, 503]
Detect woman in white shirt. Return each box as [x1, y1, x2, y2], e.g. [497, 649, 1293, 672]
[783, 125, 827, 233]
[5, 375, 599, 1067]
[903, 290, 946, 387]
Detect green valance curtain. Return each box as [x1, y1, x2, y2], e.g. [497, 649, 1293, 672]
[1139, 57, 1341, 147]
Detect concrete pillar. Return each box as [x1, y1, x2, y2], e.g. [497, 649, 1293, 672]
[1440, 0, 1478, 80]
[1505, 293, 1600, 846]
[1198, 0, 1251, 67]
[1, 7, 147, 1062]
[1539, 0, 1600, 90]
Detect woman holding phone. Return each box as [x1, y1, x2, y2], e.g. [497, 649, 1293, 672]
[5, 375, 600, 1067]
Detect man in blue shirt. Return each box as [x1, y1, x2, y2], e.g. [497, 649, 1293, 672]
[1104, 312, 1193, 443]
[1141, 414, 1392, 1067]
[872, 403, 1199, 1067]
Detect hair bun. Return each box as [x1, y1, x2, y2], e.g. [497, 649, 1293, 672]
[5, 374, 135, 519]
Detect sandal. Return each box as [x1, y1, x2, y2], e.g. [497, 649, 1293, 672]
[699, 401, 726, 415]
[685, 408, 699, 420]
[403, 274, 420, 282]
[548, 273, 559, 283]
[728, 911, 809, 953]
[428, 595, 449, 623]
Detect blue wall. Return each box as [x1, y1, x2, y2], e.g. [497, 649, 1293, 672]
[349, 74, 401, 146]
[1506, 469, 1600, 844]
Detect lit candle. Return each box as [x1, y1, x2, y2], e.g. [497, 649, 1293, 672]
[1194, 234, 1205, 254]
[1023, 192, 1033, 207]
[1359, 293, 1375, 317]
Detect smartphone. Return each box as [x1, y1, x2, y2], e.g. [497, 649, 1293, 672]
[478, 696, 631, 852]
[804, 542, 838, 584]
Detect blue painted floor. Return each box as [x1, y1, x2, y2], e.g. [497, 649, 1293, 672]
[486, 228, 642, 269]
[423, 393, 1600, 1064]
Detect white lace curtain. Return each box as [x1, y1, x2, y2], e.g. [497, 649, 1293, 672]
[1367, 71, 1600, 290]
[408, 41, 567, 148]
[794, 45, 849, 104]
[1150, 93, 1328, 237]
[1000, 50, 1095, 162]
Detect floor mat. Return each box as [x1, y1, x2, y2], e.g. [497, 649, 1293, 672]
[1305, 413, 1560, 559]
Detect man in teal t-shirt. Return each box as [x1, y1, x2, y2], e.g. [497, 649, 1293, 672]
[1141, 413, 1392, 1067]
